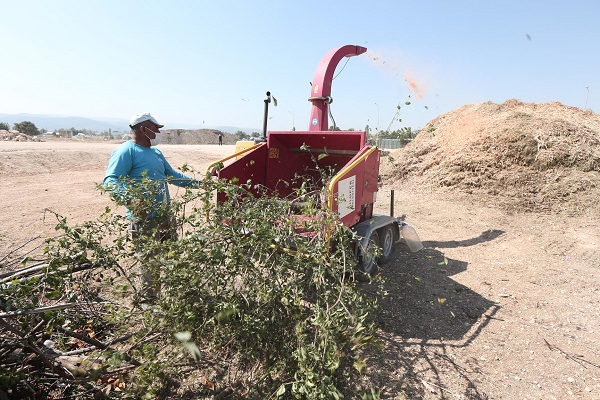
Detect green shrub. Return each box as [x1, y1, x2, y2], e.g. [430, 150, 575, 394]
[1, 176, 382, 399]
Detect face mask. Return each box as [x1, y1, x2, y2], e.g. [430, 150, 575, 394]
[145, 128, 162, 146]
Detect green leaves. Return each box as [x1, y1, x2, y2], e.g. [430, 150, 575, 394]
[12, 120, 40, 136]
[174, 331, 201, 362]
[353, 358, 367, 373]
[214, 307, 236, 322]
[158, 179, 381, 397]
[10, 175, 383, 399]
[276, 384, 286, 396]
[174, 331, 191, 342]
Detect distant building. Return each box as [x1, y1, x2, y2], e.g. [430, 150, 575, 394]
[57, 129, 73, 138]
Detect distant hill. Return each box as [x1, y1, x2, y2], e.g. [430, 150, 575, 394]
[0, 113, 123, 132]
[0, 113, 259, 134]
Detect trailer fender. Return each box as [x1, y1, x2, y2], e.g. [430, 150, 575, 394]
[352, 216, 423, 257]
[351, 215, 401, 258]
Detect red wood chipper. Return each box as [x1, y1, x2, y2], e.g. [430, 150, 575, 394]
[207, 45, 422, 275]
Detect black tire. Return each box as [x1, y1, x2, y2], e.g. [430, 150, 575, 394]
[357, 230, 380, 277]
[378, 224, 396, 264]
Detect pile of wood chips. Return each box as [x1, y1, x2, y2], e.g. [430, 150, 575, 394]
[381, 99, 600, 215]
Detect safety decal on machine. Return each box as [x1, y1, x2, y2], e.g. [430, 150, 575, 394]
[269, 147, 279, 159]
[312, 118, 318, 126]
[313, 84, 319, 94]
[337, 175, 356, 218]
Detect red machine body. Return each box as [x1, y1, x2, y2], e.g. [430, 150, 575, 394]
[213, 45, 378, 228]
[209, 44, 422, 274]
[214, 130, 379, 228]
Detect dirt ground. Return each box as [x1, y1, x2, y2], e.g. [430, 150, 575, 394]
[1, 100, 599, 399]
[0, 141, 234, 257]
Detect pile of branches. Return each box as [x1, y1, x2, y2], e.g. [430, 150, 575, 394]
[0, 226, 143, 399]
[1, 177, 383, 399]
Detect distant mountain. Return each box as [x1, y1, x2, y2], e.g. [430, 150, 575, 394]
[0, 113, 123, 132]
[0, 113, 259, 134]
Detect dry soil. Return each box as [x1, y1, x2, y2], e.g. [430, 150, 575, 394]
[1, 100, 599, 399]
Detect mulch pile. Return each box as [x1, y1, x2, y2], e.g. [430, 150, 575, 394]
[162, 129, 237, 145]
[381, 99, 600, 215]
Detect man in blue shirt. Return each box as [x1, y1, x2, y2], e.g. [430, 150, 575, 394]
[104, 112, 198, 300]
[104, 112, 198, 218]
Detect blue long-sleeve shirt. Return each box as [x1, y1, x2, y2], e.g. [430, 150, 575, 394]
[103, 141, 197, 219]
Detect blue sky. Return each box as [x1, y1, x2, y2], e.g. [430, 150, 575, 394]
[1, 0, 598, 132]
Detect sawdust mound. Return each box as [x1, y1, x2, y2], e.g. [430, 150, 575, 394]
[381, 99, 600, 215]
[162, 129, 236, 145]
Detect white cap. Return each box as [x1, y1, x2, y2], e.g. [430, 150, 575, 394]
[129, 112, 164, 128]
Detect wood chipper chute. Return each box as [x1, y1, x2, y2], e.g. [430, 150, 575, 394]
[207, 45, 422, 275]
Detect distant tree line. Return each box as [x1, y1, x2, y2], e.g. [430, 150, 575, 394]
[234, 130, 262, 140]
[229, 126, 418, 142]
[11, 121, 41, 136]
[376, 126, 416, 141]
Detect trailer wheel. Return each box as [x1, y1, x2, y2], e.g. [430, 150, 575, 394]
[357, 230, 380, 277]
[378, 225, 396, 264]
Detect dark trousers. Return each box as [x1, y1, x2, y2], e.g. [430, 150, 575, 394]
[130, 216, 176, 299]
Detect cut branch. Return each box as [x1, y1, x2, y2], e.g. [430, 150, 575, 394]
[0, 236, 41, 266]
[56, 326, 141, 367]
[0, 303, 76, 318]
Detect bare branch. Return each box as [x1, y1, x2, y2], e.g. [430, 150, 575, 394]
[0, 303, 76, 318]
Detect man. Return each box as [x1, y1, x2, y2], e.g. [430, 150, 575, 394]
[103, 112, 198, 300]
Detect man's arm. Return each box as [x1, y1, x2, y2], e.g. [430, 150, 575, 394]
[103, 146, 134, 200]
[161, 154, 201, 188]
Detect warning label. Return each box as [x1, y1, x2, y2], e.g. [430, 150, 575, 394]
[337, 175, 356, 218]
[269, 148, 279, 159]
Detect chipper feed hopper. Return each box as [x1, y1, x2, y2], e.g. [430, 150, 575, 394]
[208, 45, 422, 275]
